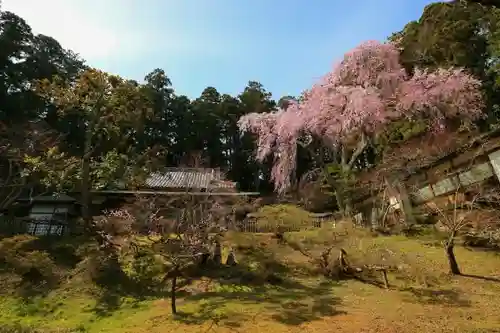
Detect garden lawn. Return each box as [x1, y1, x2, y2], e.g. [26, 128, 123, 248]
[1, 231, 500, 333]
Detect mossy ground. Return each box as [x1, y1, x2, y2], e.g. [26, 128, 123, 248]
[1, 216, 500, 332]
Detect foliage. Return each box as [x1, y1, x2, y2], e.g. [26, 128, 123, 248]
[98, 195, 227, 265]
[0, 235, 68, 295]
[0, 9, 278, 196]
[2, 3, 500, 332]
[238, 40, 484, 193]
[252, 204, 313, 231]
[0, 9, 85, 209]
[22, 148, 148, 192]
[2, 2, 500, 206]
[22, 69, 155, 192]
[2, 230, 500, 332]
[298, 180, 336, 212]
[95, 194, 233, 313]
[120, 247, 165, 288]
[391, 1, 500, 120]
[0, 324, 74, 333]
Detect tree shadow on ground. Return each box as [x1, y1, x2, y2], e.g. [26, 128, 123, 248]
[461, 274, 500, 283]
[349, 269, 391, 289]
[174, 242, 346, 327]
[3, 234, 343, 322]
[89, 255, 173, 317]
[189, 241, 313, 289]
[401, 287, 471, 307]
[176, 280, 345, 327]
[174, 302, 246, 329]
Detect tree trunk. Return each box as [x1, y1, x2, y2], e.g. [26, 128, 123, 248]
[381, 269, 389, 289]
[81, 153, 91, 228]
[445, 233, 461, 275]
[339, 248, 349, 275]
[339, 161, 352, 218]
[335, 190, 346, 217]
[81, 124, 94, 233]
[344, 195, 352, 217]
[334, 184, 354, 219]
[339, 133, 367, 219]
[171, 266, 179, 315]
[396, 182, 416, 226]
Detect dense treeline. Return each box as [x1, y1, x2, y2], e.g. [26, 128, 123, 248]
[0, 10, 280, 195]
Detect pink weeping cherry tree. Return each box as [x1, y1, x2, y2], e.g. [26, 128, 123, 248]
[238, 41, 484, 205]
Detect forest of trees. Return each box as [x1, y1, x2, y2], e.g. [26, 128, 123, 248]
[1, 0, 500, 215]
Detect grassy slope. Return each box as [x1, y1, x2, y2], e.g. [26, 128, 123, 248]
[1, 208, 500, 332]
[2, 236, 500, 333]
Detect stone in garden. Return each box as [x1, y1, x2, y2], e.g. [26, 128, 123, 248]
[212, 241, 222, 264]
[226, 249, 237, 266]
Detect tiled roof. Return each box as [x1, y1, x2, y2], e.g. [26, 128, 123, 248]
[145, 168, 236, 190]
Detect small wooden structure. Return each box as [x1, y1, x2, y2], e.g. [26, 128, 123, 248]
[13, 194, 79, 236]
[10, 168, 259, 236]
[239, 212, 261, 233]
[92, 168, 258, 202]
[309, 212, 336, 228]
[238, 211, 333, 233]
[355, 128, 500, 226]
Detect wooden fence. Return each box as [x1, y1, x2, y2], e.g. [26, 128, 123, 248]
[0, 211, 339, 236]
[0, 216, 81, 237]
[237, 212, 336, 233]
[236, 221, 323, 233]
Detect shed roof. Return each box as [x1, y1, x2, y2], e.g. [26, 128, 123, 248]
[145, 168, 236, 190]
[19, 193, 76, 203]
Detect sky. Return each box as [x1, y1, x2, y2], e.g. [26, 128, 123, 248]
[2, 0, 437, 100]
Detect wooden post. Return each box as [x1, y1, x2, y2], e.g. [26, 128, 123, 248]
[339, 248, 349, 274]
[396, 182, 416, 225]
[381, 269, 389, 289]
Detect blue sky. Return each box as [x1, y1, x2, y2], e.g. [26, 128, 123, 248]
[4, 0, 437, 100]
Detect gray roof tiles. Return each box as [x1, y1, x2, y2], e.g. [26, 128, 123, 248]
[145, 169, 236, 190]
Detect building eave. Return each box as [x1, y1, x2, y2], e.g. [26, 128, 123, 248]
[91, 190, 260, 196]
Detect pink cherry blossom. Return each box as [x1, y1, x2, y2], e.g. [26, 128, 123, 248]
[238, 41, 484, 193]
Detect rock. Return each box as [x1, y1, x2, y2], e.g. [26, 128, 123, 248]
[226, 249, 237, 266]
[212, 240, 222, 265]
[199, 252, 210, 266]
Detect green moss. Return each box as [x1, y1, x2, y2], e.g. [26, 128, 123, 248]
[1, 223, 500, 332]
[253, 204, 314, 230]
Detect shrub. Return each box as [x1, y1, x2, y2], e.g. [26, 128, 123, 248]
[81, 251, 125, 289]
[119, 247, 165, 291]
[253, 204, 313, 232]
[0, 324, 77, 333]
[0, 235, 63, 291]
[462, 229, 500, 249]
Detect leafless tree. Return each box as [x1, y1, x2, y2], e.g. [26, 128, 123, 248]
[95, 192, 235, 314]
[423, 185, 500, 275]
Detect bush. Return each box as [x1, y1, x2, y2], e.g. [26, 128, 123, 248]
[462, 229, 500, 249]
[0, 324, 77, 333]
[253, 204, 313, 232]
[119, 247, 165, 291]
[72, 240, 167, 295]
[0, 235, 63, 291]
[80, 251, 125, 289]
